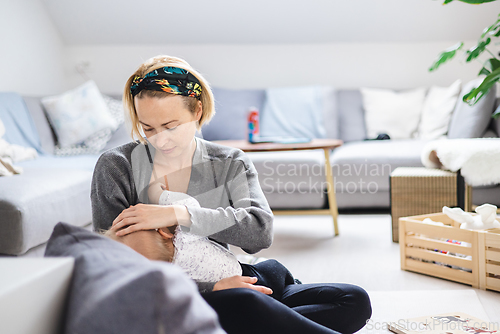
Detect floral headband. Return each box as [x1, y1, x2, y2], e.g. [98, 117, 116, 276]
[130, 66, 202, 98]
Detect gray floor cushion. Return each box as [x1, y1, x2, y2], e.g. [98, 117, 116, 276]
[44, 223, 224, 334]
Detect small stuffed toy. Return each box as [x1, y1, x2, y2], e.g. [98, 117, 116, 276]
[443, 204, 500, 230]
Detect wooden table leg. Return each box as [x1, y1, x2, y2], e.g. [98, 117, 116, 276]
[324, 148, 339, 236]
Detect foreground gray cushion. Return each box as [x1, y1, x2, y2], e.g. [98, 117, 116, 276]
[0, 167, 94, 255]
[44, 223, 224, 334]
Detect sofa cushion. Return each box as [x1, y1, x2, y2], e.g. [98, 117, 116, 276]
[102, 123, 133, 151]
[330, 140, 427, 193]
[0, 167, 94, 255]
[361, 87, 426, 139]
[337, 90, 367, 142]
[53, 95, 126, 156]
[492, 99, 500, 137]
[322, 87, 339, 139]
[418, 79, 462, 140]
[247, 150, 326, 193]
[44, 223, 224, 334]
[23, 96, 57, 155]
[263, 191, 325, 209]
[0, 92, 43, 152]
[201, 87, 265, 141]
[16, 154, 99, 171]
[41, 81, 118, 148]
[260, 86, 326, 139]
[447, 78, 497, 139]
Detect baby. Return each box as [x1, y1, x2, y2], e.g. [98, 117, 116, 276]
[106, 180, 242, 283]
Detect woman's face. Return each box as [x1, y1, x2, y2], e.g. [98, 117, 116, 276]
[134, 94, 202, 159]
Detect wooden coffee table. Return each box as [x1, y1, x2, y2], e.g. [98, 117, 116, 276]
[212, 139, 343, 236]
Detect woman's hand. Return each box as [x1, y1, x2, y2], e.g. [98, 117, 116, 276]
[213, 276, 273, 295]
[111, 204, 190, 237]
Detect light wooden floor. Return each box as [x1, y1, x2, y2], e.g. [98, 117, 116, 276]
[230, 213, 500, 325]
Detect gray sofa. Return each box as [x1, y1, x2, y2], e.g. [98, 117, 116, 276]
[0, 93, 131, 257]
[203, 85, 500, 210]
[1, 82, 499, 257]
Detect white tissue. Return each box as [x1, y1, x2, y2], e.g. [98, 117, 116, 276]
[422, 218, 444, 226]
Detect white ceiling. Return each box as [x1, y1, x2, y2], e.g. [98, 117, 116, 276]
[41, 0, 500, 45]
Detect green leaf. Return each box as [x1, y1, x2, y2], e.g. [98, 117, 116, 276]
[465, 38, 491, 62]
[481, 19, 500, 39]
[487, 58, 500, 71]
[478, 58, 500, 76]
[479, 67, 491, 75]
[429, 42, 463, 72]
[463, 66, 500, 105]
[456, 0, 497, 3]
[443, 0, 454, 3]
[493, 105, 500, 119]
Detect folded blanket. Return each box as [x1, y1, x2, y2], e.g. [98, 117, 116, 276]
[0, 118, 37, 176]
[0, 157, 22, 176]
[421, 138, 500, 186]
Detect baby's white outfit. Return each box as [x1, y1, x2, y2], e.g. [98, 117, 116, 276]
[158, 190, 242, 282]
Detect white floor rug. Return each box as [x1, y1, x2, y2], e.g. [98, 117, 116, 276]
[359, 290, 491, 333]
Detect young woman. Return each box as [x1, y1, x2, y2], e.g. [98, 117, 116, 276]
[91, 55, 371, 334]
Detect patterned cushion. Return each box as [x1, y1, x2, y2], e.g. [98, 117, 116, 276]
[53, 95, 124, 156]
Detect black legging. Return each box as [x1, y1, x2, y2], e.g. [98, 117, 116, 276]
[202, 260, 372, 334]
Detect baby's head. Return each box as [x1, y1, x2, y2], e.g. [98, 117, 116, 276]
[103, 228, 175, 262]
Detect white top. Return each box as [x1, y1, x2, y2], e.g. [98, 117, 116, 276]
[159, 190, 242, 282]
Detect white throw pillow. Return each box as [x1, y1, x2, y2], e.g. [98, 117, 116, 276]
[53, 96, 125, 156]
[418, 80, 461, 140]
[42, 81, 118, 148]
[361, 87, 426, 139]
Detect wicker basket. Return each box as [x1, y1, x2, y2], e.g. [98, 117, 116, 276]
[399, 213, 500, 292]
[390, 168, 458, 243]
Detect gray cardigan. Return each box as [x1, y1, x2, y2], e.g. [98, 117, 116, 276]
[91, 137, 274, 291]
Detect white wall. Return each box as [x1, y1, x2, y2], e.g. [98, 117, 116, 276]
[0, 0, 67, 95]
[65, 42, 487, 95]
[0, 0, 493, 97]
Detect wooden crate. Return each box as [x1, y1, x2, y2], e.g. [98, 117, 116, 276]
[399, 213, 480, 288]
[390, 168, 458, 243]
[478, 228, 500, 292]
[400, 213, 500, 292]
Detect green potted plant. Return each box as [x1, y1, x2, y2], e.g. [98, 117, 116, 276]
[430, 0, 500, 118]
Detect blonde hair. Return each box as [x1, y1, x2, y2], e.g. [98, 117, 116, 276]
[123, 55, 215, 144]
[100, 229, 175, 262]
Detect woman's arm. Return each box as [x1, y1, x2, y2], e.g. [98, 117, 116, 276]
[109, 151, 274, 253]
[91, 150, 138, 231]
[187, 154, 274, 254]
